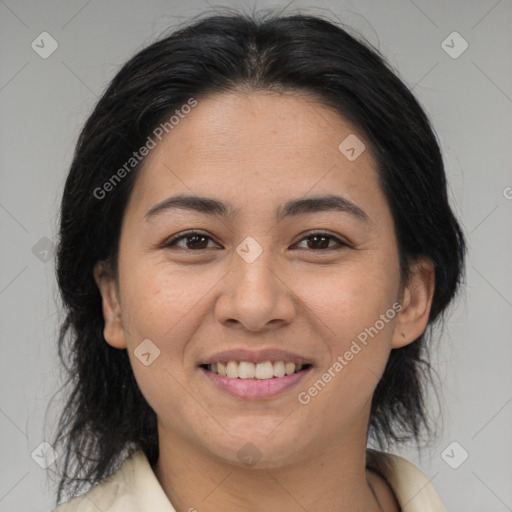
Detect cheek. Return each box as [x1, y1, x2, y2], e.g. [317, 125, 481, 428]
[296, 259, 399, 408]
[300, 256, 399, 342]
[120, 259, 204, 343]
[118, 265, 202, 427]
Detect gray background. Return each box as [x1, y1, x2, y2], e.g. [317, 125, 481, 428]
[1, 0, 511, 510]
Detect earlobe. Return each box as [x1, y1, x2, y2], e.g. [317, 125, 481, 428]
[93, 260, 127, 349]
[391, 258, 435, 349]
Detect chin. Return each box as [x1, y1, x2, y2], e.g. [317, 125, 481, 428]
[202, 426, 309, 469]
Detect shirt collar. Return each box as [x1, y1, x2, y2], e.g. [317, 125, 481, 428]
[56, 448, 447, 511]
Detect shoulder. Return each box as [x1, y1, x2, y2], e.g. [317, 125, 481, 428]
[51, 450, 175, 512]
[366, 449, 448, 512]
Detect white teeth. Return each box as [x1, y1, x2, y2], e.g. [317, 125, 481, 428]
[273, 361, 286, 378]
[217, 361, 227, 376]
[255, 361, 274, 380]
[226, 361, 239, 379]
[238, 361, 255, 379]
[206, 360, 307, 379]
[285, 362, 296, 375]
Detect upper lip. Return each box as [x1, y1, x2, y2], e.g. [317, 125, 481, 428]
[199, 348, 314, 366]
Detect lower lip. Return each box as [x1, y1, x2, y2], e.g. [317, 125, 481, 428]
[199, 366, 312, 399]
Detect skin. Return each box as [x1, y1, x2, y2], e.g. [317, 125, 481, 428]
[94, 90, 435, 512]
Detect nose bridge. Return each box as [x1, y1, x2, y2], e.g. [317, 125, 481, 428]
[215, 234, 295, 330]
[233, 234, 282, 299]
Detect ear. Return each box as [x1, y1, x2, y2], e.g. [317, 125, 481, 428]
[93, 260, 127, 349]
[392, 257, 435, 349]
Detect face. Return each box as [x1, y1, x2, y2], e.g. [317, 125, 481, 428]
[94, 90, 434, 468]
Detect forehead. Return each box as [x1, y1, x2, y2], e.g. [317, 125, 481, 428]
[125, 91, 387, 224]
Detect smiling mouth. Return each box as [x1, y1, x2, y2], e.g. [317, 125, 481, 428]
[200, 361, 313, 380]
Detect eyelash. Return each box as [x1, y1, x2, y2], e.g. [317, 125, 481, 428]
[162, 230, 350, 252]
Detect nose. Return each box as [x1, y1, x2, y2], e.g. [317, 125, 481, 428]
[213, 242, 296, 333]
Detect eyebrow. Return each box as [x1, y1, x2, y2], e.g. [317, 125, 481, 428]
[145, 194, 370, 224]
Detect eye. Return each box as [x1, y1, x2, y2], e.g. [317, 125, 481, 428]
[163, 230, 219, 250]
[293, 231, 349, 251]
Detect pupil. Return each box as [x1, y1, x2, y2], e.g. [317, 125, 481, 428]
[309, 235, 328, 249]
[188, 235, 207, 249]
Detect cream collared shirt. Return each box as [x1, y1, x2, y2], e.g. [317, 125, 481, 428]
[52, 449, 448, 511]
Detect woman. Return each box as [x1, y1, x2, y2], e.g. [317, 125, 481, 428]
[50, 9, 466, 511]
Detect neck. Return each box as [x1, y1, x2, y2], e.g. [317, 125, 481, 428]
[153, 422, 389, 512]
